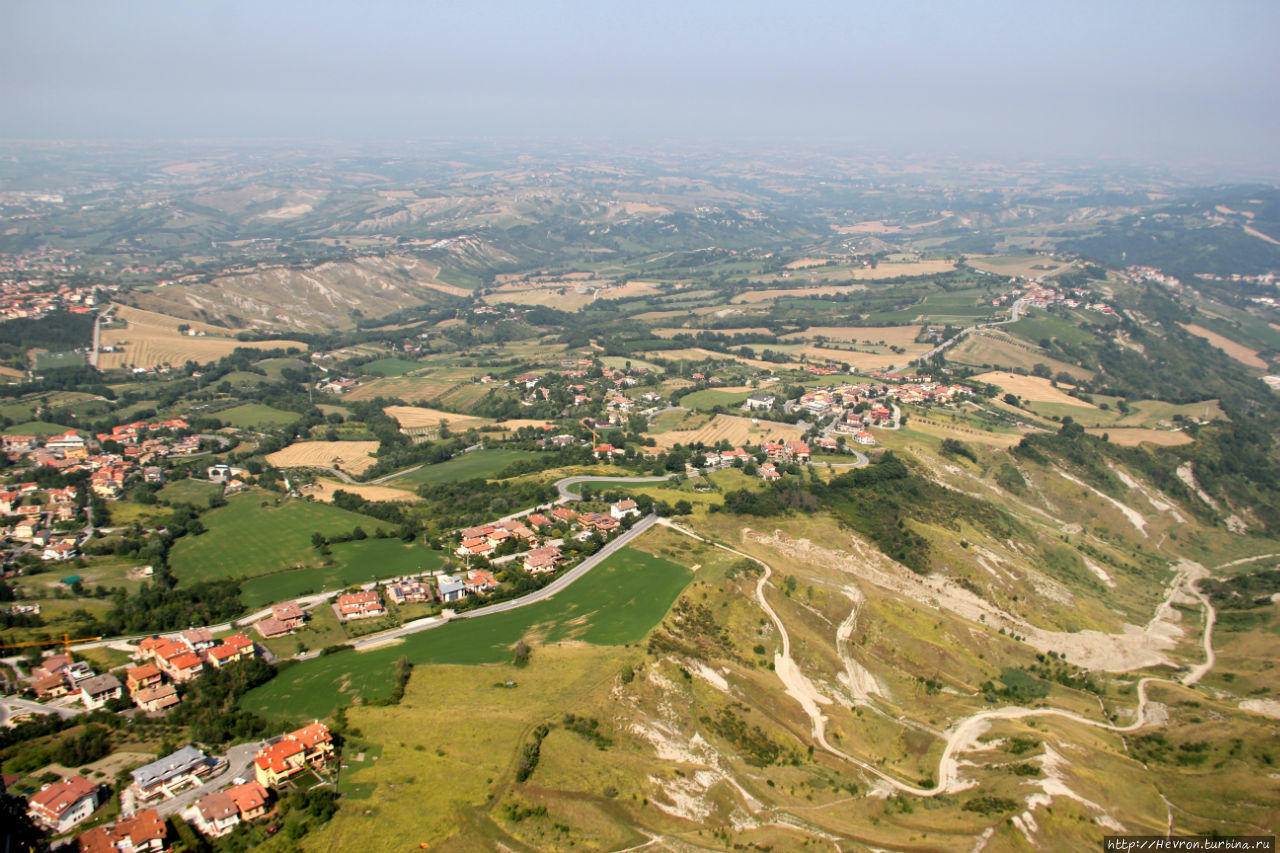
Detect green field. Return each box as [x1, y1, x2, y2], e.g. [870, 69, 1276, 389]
[361, 358, 423, 377]
[1008, 310, 1099, 347]
[255, 357, 311, 379]
[217, 402, 301, 429]
[241, 545, 693, 721]
[2, 420, 78, 436]
[33, 350, 86, 370]
[679, 388, 755, 410]
[168, 493, 383, 584]
[390, 449, 539, 486]
[240, 539, 446, 609]
[157, 478, 224, 507]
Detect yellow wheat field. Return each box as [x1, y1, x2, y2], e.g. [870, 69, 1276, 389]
[1179, 324, 1268, 369]
[383, 405, 494, 431]
[265, 441, 380, 474]
[98, 303, 304, 369]
[306, 478, 421, 503]
[1086, 428, 1193, 447]
[650, 414, 804, 451]
[973, 371, 1097, 407]
[781, 325, 923, 346]
[731, 284, 867, 304]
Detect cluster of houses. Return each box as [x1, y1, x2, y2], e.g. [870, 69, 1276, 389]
[127, 629, 257, 711]
[1011, 281, 1115, 316]
[26, 653, 125, 711]
[0, 480, 83, 560]
[0, 278, 112, 323]
[24, 721, 337, 846]
[3, 418, 195, 507]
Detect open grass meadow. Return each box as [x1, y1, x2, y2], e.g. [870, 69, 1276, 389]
[390, 448, 539, 486]
[156, 478, 225, 507]
[216, 402, 301, 429]
[240, 544, 693, 722]
[239, 539, 446, 609]
[167, 493, 385, 584]
[678, 387, 756, 410]
[2, 420, 79, 437]
[360, 357, 423, 377]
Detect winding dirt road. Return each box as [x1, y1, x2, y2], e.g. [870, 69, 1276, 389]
[658, 520, 1223, 797]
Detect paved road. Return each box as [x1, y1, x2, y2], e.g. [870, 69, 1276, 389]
[351, 514, 660, 648]
[555, 475, 675, 501]
[0, 694, 86, 724]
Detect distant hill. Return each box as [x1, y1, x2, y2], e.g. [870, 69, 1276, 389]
[128, 255, 463, 333]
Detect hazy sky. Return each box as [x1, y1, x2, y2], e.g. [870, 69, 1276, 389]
[3, 0, 1278, 175]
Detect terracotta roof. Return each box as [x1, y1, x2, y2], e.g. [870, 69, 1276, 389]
[30, 775, 96, 819]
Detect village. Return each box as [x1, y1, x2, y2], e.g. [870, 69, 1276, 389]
[0, 419, 207, 569]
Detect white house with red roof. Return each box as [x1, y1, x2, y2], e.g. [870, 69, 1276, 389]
[28, 775, 99, 833]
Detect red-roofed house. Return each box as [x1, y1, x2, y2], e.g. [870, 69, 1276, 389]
[610, 498, 640, 520]
[253, 722, 334, 788]
[226, 780, 270, 821]
[78, 808, 166, 853]
[28, 775, 99, 833]
[270, 601, 306, 631]
[523, 545, 563, 574]
[336, 591, 384, 621]
[465, 569, 498, 594]
[164, 652, 204, 683]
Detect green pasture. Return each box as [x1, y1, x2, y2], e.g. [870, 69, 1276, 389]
[239, 539, 446, 609]
[217, 403, 301, 429]
[390, 449, 539, 486]
[240, 545, 692, 721]
[167, 494, 383, 584]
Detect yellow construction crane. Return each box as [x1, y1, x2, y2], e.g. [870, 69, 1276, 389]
[0, 633, 103, 662]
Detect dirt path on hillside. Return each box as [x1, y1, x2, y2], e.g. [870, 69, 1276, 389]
[656, 520, 1221, 799]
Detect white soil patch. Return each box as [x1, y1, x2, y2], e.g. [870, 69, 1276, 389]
[1239, 699, 1280, 720]
[835, 586, 885, 704]
[1056, 469, 1148, 534]
[746, 530, 1194, 673]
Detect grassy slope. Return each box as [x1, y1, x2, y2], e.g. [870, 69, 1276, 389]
[167, 493, 384, 584]
[389, 449, 538, 486]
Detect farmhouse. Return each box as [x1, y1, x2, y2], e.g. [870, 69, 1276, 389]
[385, 578, 433, 604]
[28, 775, 99, 833]
[744, 393, 776, 411]
[610, 498, 640, 520]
